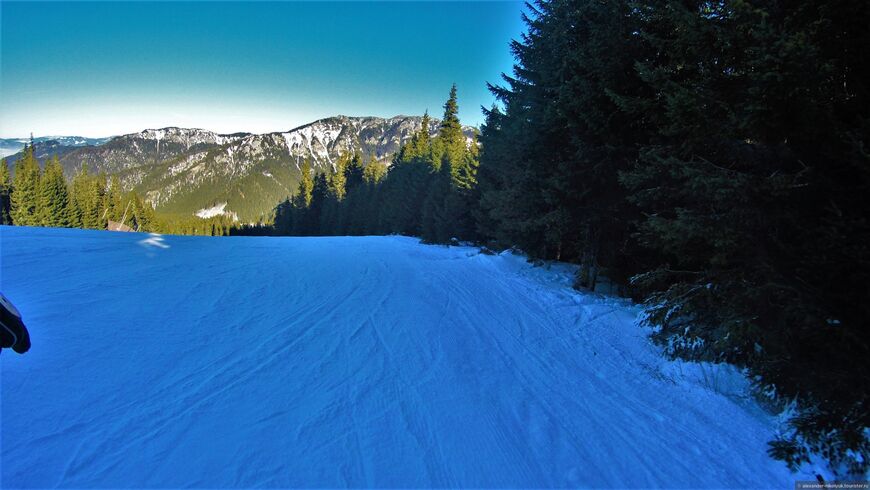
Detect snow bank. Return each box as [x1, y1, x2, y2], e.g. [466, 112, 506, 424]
[0, 226, 795, 487]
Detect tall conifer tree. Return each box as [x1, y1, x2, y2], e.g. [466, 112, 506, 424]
[439, 84, 463, 148]
[344, 152, 365, 194]
[0, 160, 12, 225]
[104, 175, 123, 223]
[10, 145, 42, 226]
[330, 153, 349, 201]
[294, 158, 314, 208]
[37, 157, 71, 227]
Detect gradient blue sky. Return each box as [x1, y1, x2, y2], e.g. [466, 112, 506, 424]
[0, 1, 526, 137]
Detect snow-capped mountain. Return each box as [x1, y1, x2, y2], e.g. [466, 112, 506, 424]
[6, 116, 477, 221]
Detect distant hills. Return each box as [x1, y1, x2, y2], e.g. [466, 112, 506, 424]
[0, 136, 111, 159]
[5, 116, 477, 221]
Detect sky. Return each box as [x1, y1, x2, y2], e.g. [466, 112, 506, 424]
[0, 1, 527, 138]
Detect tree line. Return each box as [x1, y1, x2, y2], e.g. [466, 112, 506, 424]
[270, 0, 869, 475]
[272, 84, 480, 243]
[0, 145, 239, 236]
[482, 0, 868, 474]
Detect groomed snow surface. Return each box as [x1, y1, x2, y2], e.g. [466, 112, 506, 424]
[1, 226, 795, 488]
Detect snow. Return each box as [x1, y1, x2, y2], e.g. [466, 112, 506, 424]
[0, 225, 795, 488]
[280, 122, 350, 168]
[168, 151, 208, 177]
[135, 128, 246, 148]
[195, 202, 229, 218]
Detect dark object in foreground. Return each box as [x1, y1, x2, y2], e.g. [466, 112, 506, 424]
[0, 293, 30, 354]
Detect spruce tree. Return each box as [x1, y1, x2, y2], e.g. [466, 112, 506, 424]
[0, 160, 11, 225]
[273, 198, 293, 235]
[10, 145, 42, 226]
[344, 152, 365, 194]
[308, 172, 329, 234]
[37, 157, 71, 228]
[294, 158, 314, 208]
[68, 165, 89, 228]
[475, 0, 869, 472]
[104, 175, 123, 223]
[330, 153, 349, 202]
[363, 158, 387, 184]
[415, 111, 432, 156]
[419, 86, 478, 243]
[421, 157, 453, 243]
[379, 156, 430, 235]
[618, 0, 870, 472]
[477, 0, 646, 268]
[128, 191, 156, 232]
[439, 84, 463, 149]
[85, 175, 106, 229]
[288, 159, 315, 236]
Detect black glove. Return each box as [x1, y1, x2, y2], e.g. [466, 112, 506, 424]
[0, 293, 30, 354]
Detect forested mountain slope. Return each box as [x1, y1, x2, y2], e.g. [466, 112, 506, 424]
[5, 117, 476, 221]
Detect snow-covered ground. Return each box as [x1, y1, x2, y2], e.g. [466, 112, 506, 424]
[195, 201, 236, 220]
[0, 226, 796, 488]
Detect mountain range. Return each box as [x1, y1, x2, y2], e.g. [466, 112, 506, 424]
[5, 116, 477, 221]
[0, 136, 111, 159]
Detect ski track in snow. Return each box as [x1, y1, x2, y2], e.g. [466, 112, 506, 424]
[0, 226, 793, 488]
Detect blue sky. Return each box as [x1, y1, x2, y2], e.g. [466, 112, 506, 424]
[0, 1, 526, 137]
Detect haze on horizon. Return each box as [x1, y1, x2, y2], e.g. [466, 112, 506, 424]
[0, 1, 526, 138]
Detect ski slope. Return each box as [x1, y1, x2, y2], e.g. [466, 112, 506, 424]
[0, 226, 793, 488]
